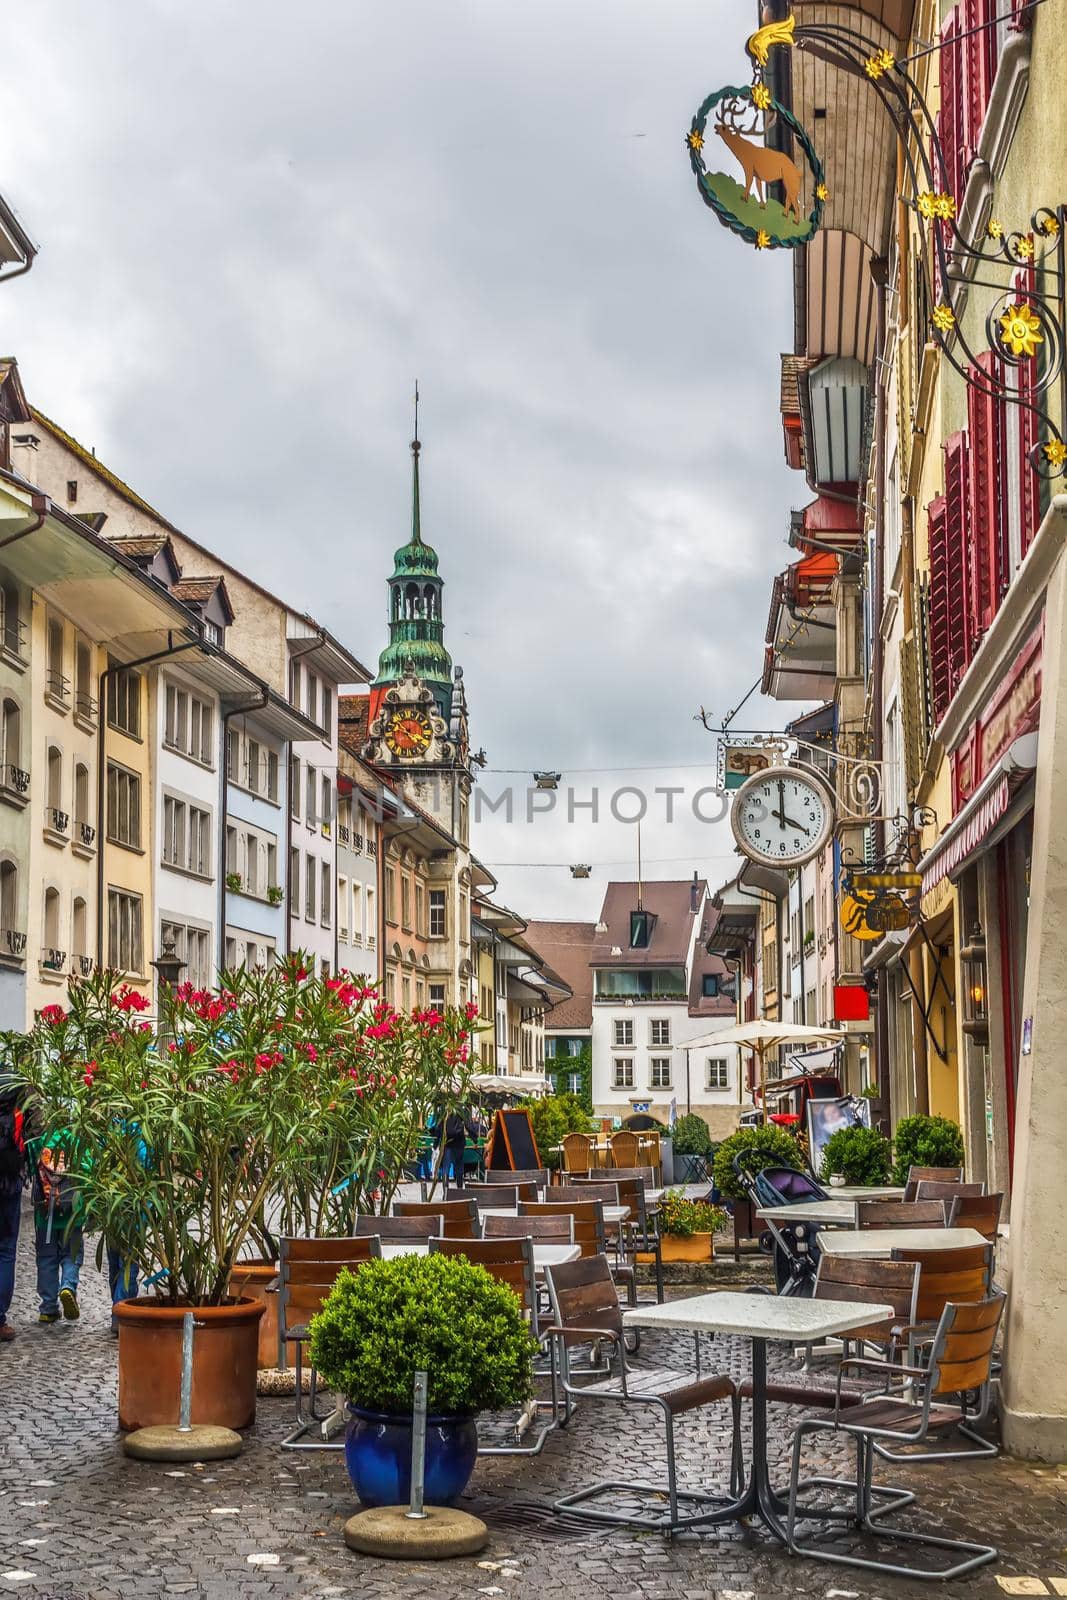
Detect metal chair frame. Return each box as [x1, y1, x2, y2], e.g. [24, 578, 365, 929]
[278, 1234, 382, 1450]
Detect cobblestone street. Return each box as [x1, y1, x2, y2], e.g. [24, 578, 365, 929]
[1, 1217, 1065, 1600]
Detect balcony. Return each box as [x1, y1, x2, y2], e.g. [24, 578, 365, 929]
[40, 947, 66, 975]
[43, 805, 70, 846]
[1, 616, 27, 673]
[44, 669, 70, 714]
[354, 833, 364, 852]
[1, 928, 26, 960]
[72, 820, 96, 859]
[337, 823, 351, 846]
[73, 690, 98, 733]
[0, 763, 29, 809]
[73, 954, 94, 977]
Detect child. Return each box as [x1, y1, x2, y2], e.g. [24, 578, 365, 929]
[32, 1137, 84, 1324]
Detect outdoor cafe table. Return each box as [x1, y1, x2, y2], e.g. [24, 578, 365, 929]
[756, 1193, 905, 1228]
[480, 1203, 630, 1225]
[816, 1225, 987, 1259]
[623, 1291, 893, 1542]
[378, 1240, 582, 1274]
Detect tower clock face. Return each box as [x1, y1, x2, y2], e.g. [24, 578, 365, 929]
[384, 708, 433, 757]
[730, 765, 835, 867]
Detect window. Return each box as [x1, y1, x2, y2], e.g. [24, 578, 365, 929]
[189, 807, 210, 876]
[107, 763, 141, 848]
[385, 866, 397, 924]
[160, 920, 211, 991]
[322, 685, 333, 737]
[307, 673, 318, 726]
[305, 852, 316, 920]
[266, 750, 278, 801]
[246, 738, 261, 793]
[46, 745, 62, 812]
[366, 886, 376, 947]
[0, 859, 17, 935]
[612, 1058, 635, 1090]
[429, 982, 446, 1009]
[289, 847, 300, 914]
[108, 888, 143, 974]
[1, 581, 22, 657]
[163, 795, 186, 867]
[72, 896, 87, 960]
[106, 659, 140, 737]
[75, 642, 93, 718]
[164, 685, 188, 753]
[429, 889, 446, 938]
[613, 1018, 634, 1047]
[650, 1018, 670, 1046]
[321, 861, 331, 927]
[288, 658, 301, 707]
[402, 975, 411, 1012]
[305, 764, 316, 826]
[244, 834, 259, 897]
[74, 764, 89, 827]
[701, 974, 720, 998]
[225, 729, 239, 782]
[415, 882, 424, 936]
[321, 775, 332, 832]
[289, 755, 300, 819]
[567, 1071, 583, 1095]
[1, 697, 19, 769]
[338, 876, 349, 937]
[267, 841, 277, 892]
[705, 1058, 729, 1091]
[47, 618, 67, 702]
[43, 886, 60, 951]
[650, 1057, 672, 1089]
[352, 881, 363, 943]
[401, 876, 411, 929]
[629, 909, 653, 948]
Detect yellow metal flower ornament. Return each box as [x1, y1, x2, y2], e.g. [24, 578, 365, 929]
[816, 182, 829, 202]
[1040, 215, 1061, 236]
[917, 191, 938, 220]
[687, 130, 704, 151]
[998, 302, 1043, 359]
[932, 303, 956, 333]
[987, 218, 1004, 240]
[755, 229, 772, 249]
[1044, 439, 1067, 469]
[751, 82, 772, 110]
[934, 193, 956, 221]
[1013, 235, 1035, 260]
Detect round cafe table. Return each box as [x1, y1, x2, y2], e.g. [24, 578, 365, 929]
[378, 1239, 581, 1274]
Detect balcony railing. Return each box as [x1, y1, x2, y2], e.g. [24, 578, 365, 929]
[2, 928, 27, 957]
[75, 954, 94, 976]
[353, 833, 364, 852]
[77, 821, 96, 849]
[2, 763, 29, 797]
[44, 805, 70, 837]
[45, 669, 70, 706]
[74, 690, 98, 723]
[1, 617, 26, 659]
[41, 947, 66, 972]
[337, 824, 351, 845]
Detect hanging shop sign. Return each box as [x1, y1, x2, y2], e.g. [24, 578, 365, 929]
[686, 18, 825, 251]
[953, 618, 1043, 807]
[840, 890, 912, 940]
[719, 741, 781, 790]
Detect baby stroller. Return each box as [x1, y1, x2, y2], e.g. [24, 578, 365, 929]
[732, 1149, 827, 1296]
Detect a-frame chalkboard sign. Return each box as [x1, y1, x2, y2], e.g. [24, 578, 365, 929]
[486, 1108, 541, 1171]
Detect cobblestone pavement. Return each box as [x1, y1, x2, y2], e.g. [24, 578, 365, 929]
[2, 1213, 1067, 1600]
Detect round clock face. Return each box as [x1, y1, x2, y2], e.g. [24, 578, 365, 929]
[730, 764, 835, 867]
[384, 708, 433, 757]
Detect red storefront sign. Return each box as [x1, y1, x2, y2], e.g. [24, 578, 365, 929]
[833, 984, 870, 1022]
[953, 617, 1043, 808]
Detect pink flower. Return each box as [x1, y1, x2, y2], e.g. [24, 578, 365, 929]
[465, 1000, 479, 1022]
[303, 1043, 319, 1063]
[40, 1004, 66, 1027]
[115, 985, 150, 1013]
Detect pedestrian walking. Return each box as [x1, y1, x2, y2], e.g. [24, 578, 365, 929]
[434, 1103, 478, 1190]
[0, 1077, 29, 1343]
[32, 1135, 85, 1325]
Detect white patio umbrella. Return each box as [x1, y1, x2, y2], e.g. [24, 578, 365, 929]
[683, 1020, 845, 1124]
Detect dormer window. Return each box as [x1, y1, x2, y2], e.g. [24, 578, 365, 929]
[203, 620, 221, 647]
[630, 910, 654, 949]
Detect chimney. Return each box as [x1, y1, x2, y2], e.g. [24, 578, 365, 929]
[690, 871, 701, 914]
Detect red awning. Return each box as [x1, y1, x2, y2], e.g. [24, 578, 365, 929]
[920, 775, 1010, 897]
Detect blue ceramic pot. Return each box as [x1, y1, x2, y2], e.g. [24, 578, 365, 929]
[345, 1404, 479, 1507]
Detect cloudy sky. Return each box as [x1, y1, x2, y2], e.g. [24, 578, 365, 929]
[7, 0, 801, 919]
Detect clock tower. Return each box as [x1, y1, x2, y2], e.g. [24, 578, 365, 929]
[363, 420, 473, 849]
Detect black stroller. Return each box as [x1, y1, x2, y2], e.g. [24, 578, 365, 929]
[732, 1150, 827, 1296]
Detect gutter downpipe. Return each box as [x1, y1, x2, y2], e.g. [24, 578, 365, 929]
[0, 492, 48, 550]
[870, 256, 892, 1126]
[97, 631, 202, 978]
[285, 630, 327, 964]
[220, 689, 269, 976]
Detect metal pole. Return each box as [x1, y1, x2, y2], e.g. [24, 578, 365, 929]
[178, 1312, 195, 1433]
[405, 1370, 428, 1519]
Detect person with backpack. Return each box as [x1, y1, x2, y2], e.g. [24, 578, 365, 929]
[0, 1078, 29, 1343]
[432, 1102, 479, 1190]
[31, 1131, 87, 1324]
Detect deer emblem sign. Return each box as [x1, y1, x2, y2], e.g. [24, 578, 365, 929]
[715, 112, 803, 221]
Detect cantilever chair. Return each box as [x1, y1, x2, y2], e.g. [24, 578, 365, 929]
[542, 1254, 741, 1533]
[786, 1294, 1006, 1579]
[278, 1235, 382, 1450]
[903, 1165, 963, 1200]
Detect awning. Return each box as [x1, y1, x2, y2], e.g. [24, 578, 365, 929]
[919, 733, 1038, 897]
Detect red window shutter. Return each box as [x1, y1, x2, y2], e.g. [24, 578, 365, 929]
[1015, 261, 1042, 552]
[938, 7, 965, 202]
[962, 0, 997, 164]
[926, 495, 952, 722]
[966, 352, 1008, 636]
[943, 431, 971, 689]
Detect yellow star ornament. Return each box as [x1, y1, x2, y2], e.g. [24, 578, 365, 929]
[751, 82, 773, 111]
[999, 302, 1043, 358]
[755, 229, 772, 249]
[932, 303, 956, 333]
[687, 129, 704, 151]
[816, 182, 829, 202]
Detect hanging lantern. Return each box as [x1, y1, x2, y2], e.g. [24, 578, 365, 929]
[960, 923, 989, 1043]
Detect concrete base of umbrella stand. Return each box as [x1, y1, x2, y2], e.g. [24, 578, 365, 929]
[344, 1505, 488, 1559]
[343, 1371, 488, 1559]
[122, 1311, 244, 1462]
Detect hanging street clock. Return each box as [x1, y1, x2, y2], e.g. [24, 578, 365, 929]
[383, 707, 433, 758]
[730, 764, 836, 867]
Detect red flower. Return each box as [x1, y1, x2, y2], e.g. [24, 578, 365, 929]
[465, 1000, 479, 1022]
[115, 985, 150, 1013]
[40, 1004, 66, 1027]
[303, 1043, 319, 1063]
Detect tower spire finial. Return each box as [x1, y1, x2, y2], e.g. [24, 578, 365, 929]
[410, 380, 422, 545]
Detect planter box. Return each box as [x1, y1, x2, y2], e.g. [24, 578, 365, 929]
[114, 1296, 265, 1432]
[660, 1231, 714, 1263]
[229, 1260, 281, 1370]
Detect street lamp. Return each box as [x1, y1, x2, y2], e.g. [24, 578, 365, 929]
[960, 923, 989, 1044]
[151, 936, 187, 1043]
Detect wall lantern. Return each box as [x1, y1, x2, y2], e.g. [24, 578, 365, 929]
[960, 923, 989, 1044]
[533, 772, 561, 790]
[570, 864, 592, 879]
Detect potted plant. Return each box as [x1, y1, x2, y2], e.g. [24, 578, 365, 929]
[5, 959, 480, 1428]
[892, 1113, 965, 1184]
[818, 1125, 892, 1187]
[266, 884, 284, 906]
[309, 1254, 536, 1506]
[654, 1189, 728, 1262]
[713, 1124, 805, 1248]
[671, 1113, 713, 1182]
[225, 870, 243, 893]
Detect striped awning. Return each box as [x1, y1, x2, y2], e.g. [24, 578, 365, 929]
[919, 775, 1011, 898]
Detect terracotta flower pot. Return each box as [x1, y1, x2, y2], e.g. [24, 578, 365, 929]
[114, 1297, 265, 1433]
[660, 1231, 714, 1263]
[228, 1261, 280, 1370]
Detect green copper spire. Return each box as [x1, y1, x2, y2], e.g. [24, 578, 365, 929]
[373, 400, 453, 714]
